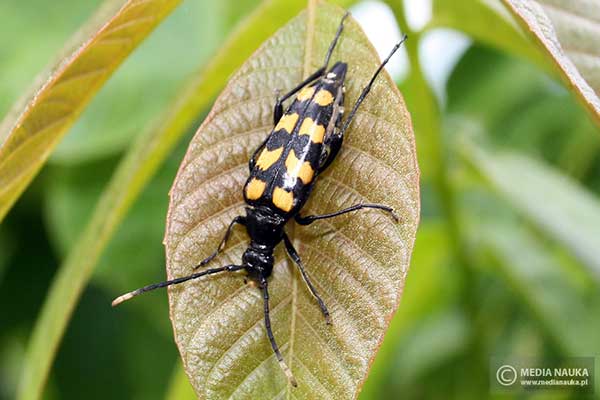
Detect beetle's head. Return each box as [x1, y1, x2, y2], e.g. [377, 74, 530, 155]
[242, 245, 274, 286]
[324, 61, 347, 86]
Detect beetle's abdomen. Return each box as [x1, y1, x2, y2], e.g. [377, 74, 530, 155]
[244, 76, 343, 217]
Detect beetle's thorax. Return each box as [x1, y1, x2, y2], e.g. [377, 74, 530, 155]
[245, 206, 286, 246]
[242, 206, 285, 282]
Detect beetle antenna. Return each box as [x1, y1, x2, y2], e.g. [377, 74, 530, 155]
[341, 34, 408, 135]
[111, 265, 244, 307]
[323, 11, 351, 68]
[261, 278, 297, 387]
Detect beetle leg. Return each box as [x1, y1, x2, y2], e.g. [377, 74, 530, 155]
[261, 277, 298, 387]
[295, 203, 399, 225]
[193, 216, 246, 269]
[338, 34, 408, 136]
[282, 233, 331, 324]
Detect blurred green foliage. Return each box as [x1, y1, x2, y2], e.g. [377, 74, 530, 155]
[1, 0, 600, 399]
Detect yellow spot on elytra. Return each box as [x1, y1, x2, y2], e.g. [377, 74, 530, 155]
[297, 86, 315, 101]
[298, 118, 325, 144]
[256, 147, 283, 170]
[275, 113, 299, 133]
[245, 178, 266, 200]
[285, 150, 315, 184]
[272, 187, 294, 212]
[314, 89, 334, 106]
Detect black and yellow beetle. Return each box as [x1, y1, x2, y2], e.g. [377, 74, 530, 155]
[112, 12, 406, 387]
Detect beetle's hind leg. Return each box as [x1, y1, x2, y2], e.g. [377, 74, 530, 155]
[283, 233, 331, 324]
[193, 216, 246, 269]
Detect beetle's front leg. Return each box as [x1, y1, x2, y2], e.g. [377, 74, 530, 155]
[193, 216, 246, 269]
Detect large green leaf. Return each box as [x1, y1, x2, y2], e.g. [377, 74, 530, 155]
[0, 0, 181, 221]
[50, 0, 224, 165]
[0, 0, 102, 116]
[466, 146, 600, 282]
[480, 221, 600, 356]
[446, 45, 600, 171]
[502, 0, 600, 125]
[164, 3, 419, 398]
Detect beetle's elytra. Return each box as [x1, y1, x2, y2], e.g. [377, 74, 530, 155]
[113, 12, 406, 387]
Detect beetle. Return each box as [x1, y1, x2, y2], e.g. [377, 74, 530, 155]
[112, 12, 406, 387]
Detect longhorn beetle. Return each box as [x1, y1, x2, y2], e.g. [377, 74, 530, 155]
[113, 12, 407, 387]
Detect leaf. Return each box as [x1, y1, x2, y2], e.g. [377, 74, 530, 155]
[50, 0, 229, 165]
[446, 45, 600, 167]
[16, 1, 328, 399]
[389, 309, 468, 386]
[501, 0, 600, 125]
[398, 36, 441, 181]
[359, 222, 455, 399]
[465, 145, 600, 282]
[44, 152, 176, 336]
[165, 3, 419, 399]
[0, 0, 182, 221]
[0, 1, 103, 116]
[165, 363, 197, 400]
[479, 221, 600, 356]
[430, 0, 551, 73]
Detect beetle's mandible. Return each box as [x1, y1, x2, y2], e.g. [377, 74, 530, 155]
[112, 12, 407, 387]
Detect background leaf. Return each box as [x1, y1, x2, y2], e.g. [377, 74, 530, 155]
[165, 363, 197, 400]
[0, 0, 181, 221]
[49, 0, 225, 165]
[478, 221, 600, 356]
[465, 145, 600, 282]
[165, 2, 419, 398]
[502, 0, 600, 125]
[430, 0, 550, 72]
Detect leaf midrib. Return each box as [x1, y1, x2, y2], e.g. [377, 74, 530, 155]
[282, 1, 319, 397]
